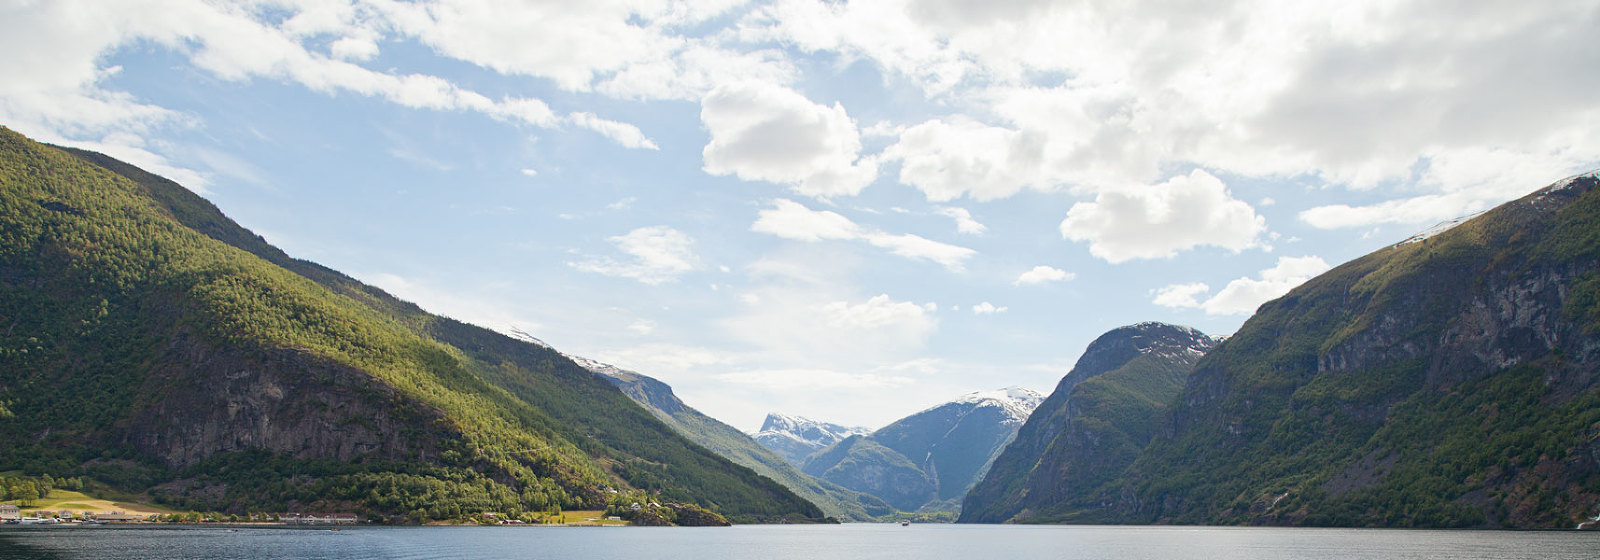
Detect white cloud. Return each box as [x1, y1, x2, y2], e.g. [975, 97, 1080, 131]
[1060, 170, 1266, 263]
[934, 206, 986, 235]
[595, 343, 732, 377]
[520, 168, 539, 177]
[626, 319, 655, 335]
[745, 0, 1600, 225]
[1014, 265, 1074, 286]
[329, 36, 379, 61]
[722, 288, 938, 364]
[378, 0, 674, 91]
[749, 199, 976, 271]
[364, 272, 542, 336]
[700, 81, 877, 198]
[971, 302, 1007, 315]
[567, 112, 659, 150]
[883, 117, 1050, 201]
[570, 226, 698, 284]
[750, 199, 863, 241]
[821, 294, 935, 330]
[864, 233, 975, 271]
[1151, 283, 1211, 309]
[0, 0, 662, 183]
[1155, 256, 1331, 315]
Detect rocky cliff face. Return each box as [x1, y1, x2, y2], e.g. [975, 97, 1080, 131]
[125, 329, 447, 468]
[960, 323, 1215, 523]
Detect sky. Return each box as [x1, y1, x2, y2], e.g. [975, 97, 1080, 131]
[3, 0, 1598, 432]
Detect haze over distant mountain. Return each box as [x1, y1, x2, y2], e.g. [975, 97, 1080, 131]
[752, 414, 873, 467]
[961, 170, 1600, 528]
[0, 127, 820, 524]
[564, 355, 894, 520]
[800, 388, 1043, 514]
[961, 323, 1216, 523]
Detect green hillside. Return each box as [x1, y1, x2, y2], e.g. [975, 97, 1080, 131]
[960, 323, 1214, 523]
[0, 127, 821, 523]
[1093, 172, 1600, 527]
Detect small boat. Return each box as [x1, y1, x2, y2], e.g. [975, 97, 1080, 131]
[900, 521, 910, 526]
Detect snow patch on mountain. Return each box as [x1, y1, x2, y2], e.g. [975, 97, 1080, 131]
[562, 352, 632, 378]
[753, 413, 871, 445]
[948, 387, 1045, 424]
[1395, 211, 1484, 247]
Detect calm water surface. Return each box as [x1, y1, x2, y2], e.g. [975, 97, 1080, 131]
[3, 524, 1597, 559]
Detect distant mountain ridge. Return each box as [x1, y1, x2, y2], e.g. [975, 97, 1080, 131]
[563, 355, 893, 520]
[797, 387, 1044, 514]
[752, 414, 873, 466]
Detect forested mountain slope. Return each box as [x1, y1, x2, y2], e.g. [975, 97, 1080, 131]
[960, 323, 1215, 523]
[0, 127, 820, 523]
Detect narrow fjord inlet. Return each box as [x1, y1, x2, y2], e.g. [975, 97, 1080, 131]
[4, 0, 1600, 557]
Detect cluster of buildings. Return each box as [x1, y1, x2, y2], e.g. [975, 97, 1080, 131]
[1, 504, 360, 525]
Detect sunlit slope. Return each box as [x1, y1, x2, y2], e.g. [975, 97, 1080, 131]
[0, 126, 819, 523]
[1084, 172, 1600, 527]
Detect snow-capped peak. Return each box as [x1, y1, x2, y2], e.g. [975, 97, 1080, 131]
[950, 387, 1044, 423]
[752, 413, 870, 445]
[1394, 211, 1484, 247]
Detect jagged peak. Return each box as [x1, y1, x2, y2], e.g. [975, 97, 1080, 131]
[754, 413, 870, 439]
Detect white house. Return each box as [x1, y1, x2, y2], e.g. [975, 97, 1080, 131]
[0, 504, 21, 522]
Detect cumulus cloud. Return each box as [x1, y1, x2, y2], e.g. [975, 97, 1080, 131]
[744, 0, 1600, 227]
[883, 117, 1050, 201]
[1150, 282, 1211, 309]
[749, 199, 976, 271]
[700, 81, 877, 198]
[1060, 170, 1267, 263]
[934, 206, 986, 234]
[1155, 256, 1331, 315]
[0, 0, 663, 184]
[971, 302, 1007, 315]
[570, 226, 698, 284]
[1014, 265, 1074, 286]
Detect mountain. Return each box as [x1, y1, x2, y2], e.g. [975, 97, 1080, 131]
[969, 170, 1600, 528]
[959, 323, 1217, 523]
[801, 388, 1043, 513]
[565, 355, 893, 520]
[752, 414, 872, 466]
[0, 126, 822, 523]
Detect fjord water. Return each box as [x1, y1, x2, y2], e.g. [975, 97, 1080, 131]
[3, 525, 1598, 560]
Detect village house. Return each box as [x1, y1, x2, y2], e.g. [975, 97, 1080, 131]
[280, 513, 359, 525]
[0, 504, 20, 522]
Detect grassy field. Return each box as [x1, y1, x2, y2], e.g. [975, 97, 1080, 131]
[529, 510, 628, 526]
[17, 489, 181, 517]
